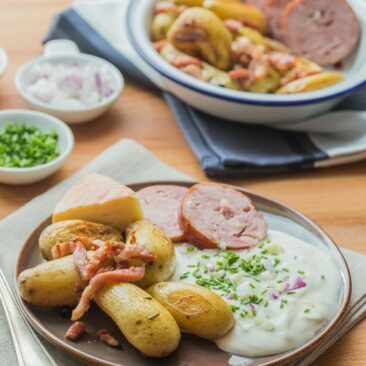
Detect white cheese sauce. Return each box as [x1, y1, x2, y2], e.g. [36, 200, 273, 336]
[171, 230, 341, 357]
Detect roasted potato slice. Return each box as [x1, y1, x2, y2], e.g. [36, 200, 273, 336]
[167, 7, 233, 70]
[147, 282, 235, 340]
[126, 220, 176, 288]
[203, 0, 266, 34]
[276, 72, 343, 94]
[203, 63, 240, 89]
[160, 43, 239, 89]
[238, 26, 267, 47]
[173, 0, 204, 5]
[95, 283, 181, 357]
[17, 255, 86, 307]
[248, 67, 281, 93]
[173, 0, 239, 6]
[39, 220, 122, 260]
[151, 13, 177, 41]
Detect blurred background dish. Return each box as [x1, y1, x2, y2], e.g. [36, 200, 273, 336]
[15, 40, 124, 125]
[127, 0, 366, 125]
[0, 109, 74, 185]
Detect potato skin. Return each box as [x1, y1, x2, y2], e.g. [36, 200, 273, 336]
[39, 219, 122, 260]
[167, 7, 233, 70]
[146, 282, 235, 340]
[95, 283, 181, 357]
[151, 13, 176, 41]
[17, 255, 86, 307]
[125, 220, 176, 288]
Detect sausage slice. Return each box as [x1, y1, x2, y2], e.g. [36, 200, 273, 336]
[281, 0, 360, 65]
[180, 183, 268, 249]
[265, 0, 292, 40]
[137, 185, 188, 242]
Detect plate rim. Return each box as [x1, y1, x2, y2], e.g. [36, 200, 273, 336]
[14, 180, 352, 366]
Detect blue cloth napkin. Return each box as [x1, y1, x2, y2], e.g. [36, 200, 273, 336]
[44, 5, 366, 177]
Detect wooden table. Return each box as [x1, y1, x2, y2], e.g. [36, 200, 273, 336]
[1, 1, 365, 364]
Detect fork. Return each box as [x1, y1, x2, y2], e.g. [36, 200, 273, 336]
[0, 268, 57, 366]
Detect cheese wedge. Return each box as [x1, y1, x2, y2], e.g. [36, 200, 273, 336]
[52, 173, 143, 230]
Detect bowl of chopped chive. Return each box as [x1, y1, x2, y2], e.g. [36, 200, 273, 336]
[0, 109, 74, 185]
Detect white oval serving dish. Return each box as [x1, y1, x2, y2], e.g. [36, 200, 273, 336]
[126, 0, 366, 126]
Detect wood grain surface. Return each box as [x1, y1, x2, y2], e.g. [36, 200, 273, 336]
[0, 1, 365, 365]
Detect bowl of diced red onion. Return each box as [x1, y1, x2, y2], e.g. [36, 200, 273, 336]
[15, 40, 124, 124]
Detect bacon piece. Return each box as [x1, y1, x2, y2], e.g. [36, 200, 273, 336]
[72, 241, 92, 281]
[268, 52, 296, 72]
[171, 55, 203, 68]
[224, 19, 243, 33]
[97, 329, 120, 347]
[280, 68, 321, 86]
[154, 2, 185, 15]
[249, 58, 269, 80]
[229, 69, 249, 80]
[65, 321, 86, 341]
[115, 244, 156, 263]
[295, 69, 322, 79]
[153, 39, 168, 52]
[181, 64, 206, 80]
[71, 267, 145, 321]
[52, 236, 97, 260]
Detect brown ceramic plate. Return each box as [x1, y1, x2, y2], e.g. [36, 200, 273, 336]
[15, 181, 351, 366]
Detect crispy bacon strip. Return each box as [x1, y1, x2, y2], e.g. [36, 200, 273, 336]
[71, 267, 145, 321]
[229, 68, 249, 80]
[65, 321, 86, 341]
[153, 39, 168, 52]
[154, 2, 185, 15]
[115, 244, 155, 262]
[52, 236, 96, 260]
[171, 55, 203, 68]
[224, 19, 243, 33]
[268, 52, 296, 72]
[97, 329, 120, 347]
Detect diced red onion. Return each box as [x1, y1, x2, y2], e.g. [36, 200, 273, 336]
[292, 277, 307, 290]
[95, 72, 102, 89]
[207, 263, 216, 272]
[25, 61, 117, 108]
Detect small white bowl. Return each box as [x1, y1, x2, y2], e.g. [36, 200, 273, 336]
[0, 48, 8, 80]
[126, 0, 366, 126]
[0, 109, 74, 185]
[15, 40, 124, 124]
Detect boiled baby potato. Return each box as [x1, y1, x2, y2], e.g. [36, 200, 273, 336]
[167, 7, 233, 70]
[95, 282, 181, 357]
[203, 0, 266, 34]
[276, 72, 343, 94]
[39, 219, 122, 260]
[18, 255, 86, 307]
[126, 220, 176, 288]
[151, 12, 176, 41]
[146, 282, 235, 340]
